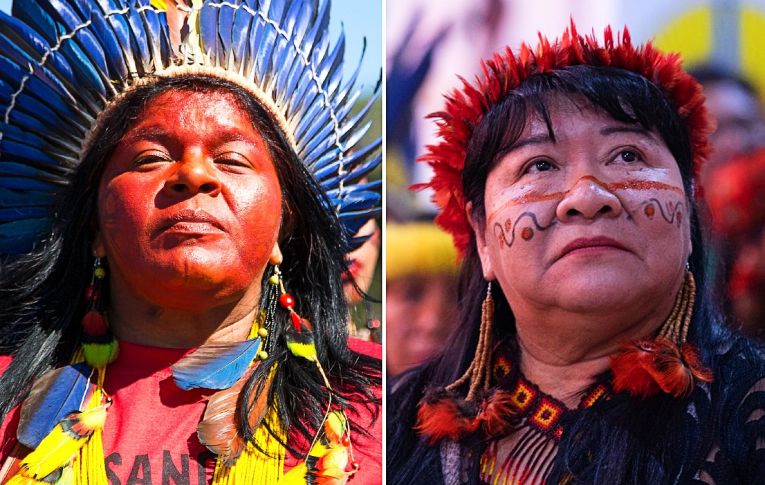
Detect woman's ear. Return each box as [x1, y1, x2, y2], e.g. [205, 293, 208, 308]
[466, 202, 495, 281]
[269, 242, 283, 266]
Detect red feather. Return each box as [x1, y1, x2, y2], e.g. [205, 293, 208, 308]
[611, 338, 713, 398]
[478, 390, 517, 437]
[415, 389, 479, 445]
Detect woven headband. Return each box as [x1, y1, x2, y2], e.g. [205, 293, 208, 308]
[417, 21, 712, 257]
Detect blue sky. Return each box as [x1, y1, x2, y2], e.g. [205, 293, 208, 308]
[0, 0, 381, 90]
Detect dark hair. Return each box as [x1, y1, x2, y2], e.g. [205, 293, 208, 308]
[388, 65, 743, 483]
[0, 75, 379, 452]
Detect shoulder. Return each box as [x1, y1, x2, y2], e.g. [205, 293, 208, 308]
[348, 337, 381, 359]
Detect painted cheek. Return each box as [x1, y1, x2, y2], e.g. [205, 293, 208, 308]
[228, 173, 282, 273]
[98, 175, 159, 269]
[489, 202, 557, 251]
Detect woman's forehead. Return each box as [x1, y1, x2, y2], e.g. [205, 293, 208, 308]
[517, 96, 659, 145]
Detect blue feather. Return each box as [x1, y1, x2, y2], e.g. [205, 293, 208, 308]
[325, 179, 381, 198]
[46, 1, 111, 82]
[300, 0, 328, 55]
[135, 0, 168, 70]
[89, 5, 129, 80]
[13, 1, 60, 46]
[315, 29, 343, 87]
[0, 187, 54, 207]
[0, 140, 71, 175]
[199, 3, 220, 61]
[172, 338, 261, 390]
[0, 79, 84, 135]
[216, 2, 234, 68]
[125, 3, 150, 73]
[0, 32, 77, 104]
[311, 141, 380, 182]
[0, 176, 61, 191]
[95, 0, 139, 75]
[0, 206, 50, 222]
[290, 0, 312, 45]
[0, 12, 77, 88]
[230, 5, 252, 70]
[319, 154, 379, 190]
[0, 218, 53, 254]
[338, 207, 381, 235]
[17, 363, 92, 449]
[253, 12, 278, 84]
[0, 162, 67, 185]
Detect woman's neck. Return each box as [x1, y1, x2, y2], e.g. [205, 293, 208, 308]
[106, 277, 259, 348]
[517, 337, 612, 408]
[513, 301, 673, 406]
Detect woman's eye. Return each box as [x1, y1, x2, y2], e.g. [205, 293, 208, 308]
[525, 159, 555, 174]
[618, 149, 641, 163]
[215, 154, 251, 168]
[135, 154, 170, 165]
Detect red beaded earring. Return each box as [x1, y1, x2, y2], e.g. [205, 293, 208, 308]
[270, 264, 361, 481]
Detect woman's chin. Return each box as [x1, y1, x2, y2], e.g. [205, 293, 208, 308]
[129, 257, 256, 309]
[541, 269, 656, 313]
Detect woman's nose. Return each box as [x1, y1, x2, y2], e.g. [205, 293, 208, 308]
[555, 176, 623, 222]
[163, 150, 222, 197]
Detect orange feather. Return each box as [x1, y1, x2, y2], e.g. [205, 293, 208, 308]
[611, 338, 713, 398]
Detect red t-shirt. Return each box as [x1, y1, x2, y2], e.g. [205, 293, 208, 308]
[0, 338, 381, 484]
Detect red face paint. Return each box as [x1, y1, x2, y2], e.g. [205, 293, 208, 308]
[97, 90, 282, 309]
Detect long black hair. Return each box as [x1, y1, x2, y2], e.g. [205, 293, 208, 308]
[0, 75, 379, 452]
[388, 65, 762, 483]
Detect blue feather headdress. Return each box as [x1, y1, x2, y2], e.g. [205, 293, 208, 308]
[0, 0, 381, 255]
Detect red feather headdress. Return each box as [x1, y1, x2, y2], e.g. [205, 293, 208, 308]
[417, 20, 713, 257]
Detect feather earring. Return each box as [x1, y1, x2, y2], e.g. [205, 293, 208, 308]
[11, 258, 114, 484]
[611, 270, 713, 398]
[200, 266, 285, 483]
[416, 282, 515, 445]
[270, 266, 359, 484]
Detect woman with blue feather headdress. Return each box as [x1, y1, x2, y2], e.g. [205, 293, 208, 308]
[0, 1, 381, 483]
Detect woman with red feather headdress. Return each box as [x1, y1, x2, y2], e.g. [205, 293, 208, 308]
[388, 21, 765, 484]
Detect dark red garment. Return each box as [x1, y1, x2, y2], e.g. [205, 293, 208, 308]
[0, 338, 381, 484]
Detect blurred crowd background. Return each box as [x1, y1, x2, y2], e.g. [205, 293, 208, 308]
[387, 0, 765, 374]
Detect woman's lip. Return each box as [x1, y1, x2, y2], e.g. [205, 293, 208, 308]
[154, 209, 225, 236]
[557, 237, 629, 260]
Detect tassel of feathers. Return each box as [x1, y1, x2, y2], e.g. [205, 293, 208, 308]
[415, 388, 517, 445]
[610, 338, 713, 398]
[278, 411, 357, 485]
[9, 391, 110, 484]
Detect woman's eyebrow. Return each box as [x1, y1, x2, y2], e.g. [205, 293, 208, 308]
[599, 125, 654, 139]
[501, 133, 553, 155]
[120, 125, 170, 145]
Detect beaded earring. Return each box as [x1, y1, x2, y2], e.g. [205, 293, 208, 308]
[81, 257, 119, 369]
[271, 265, 361, 482]
[416, 281, 515, 445]
[611, 270, 713, 398]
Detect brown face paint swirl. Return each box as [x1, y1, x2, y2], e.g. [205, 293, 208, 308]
[493, 212, 556, 249]
[641, 198, 686, 227]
